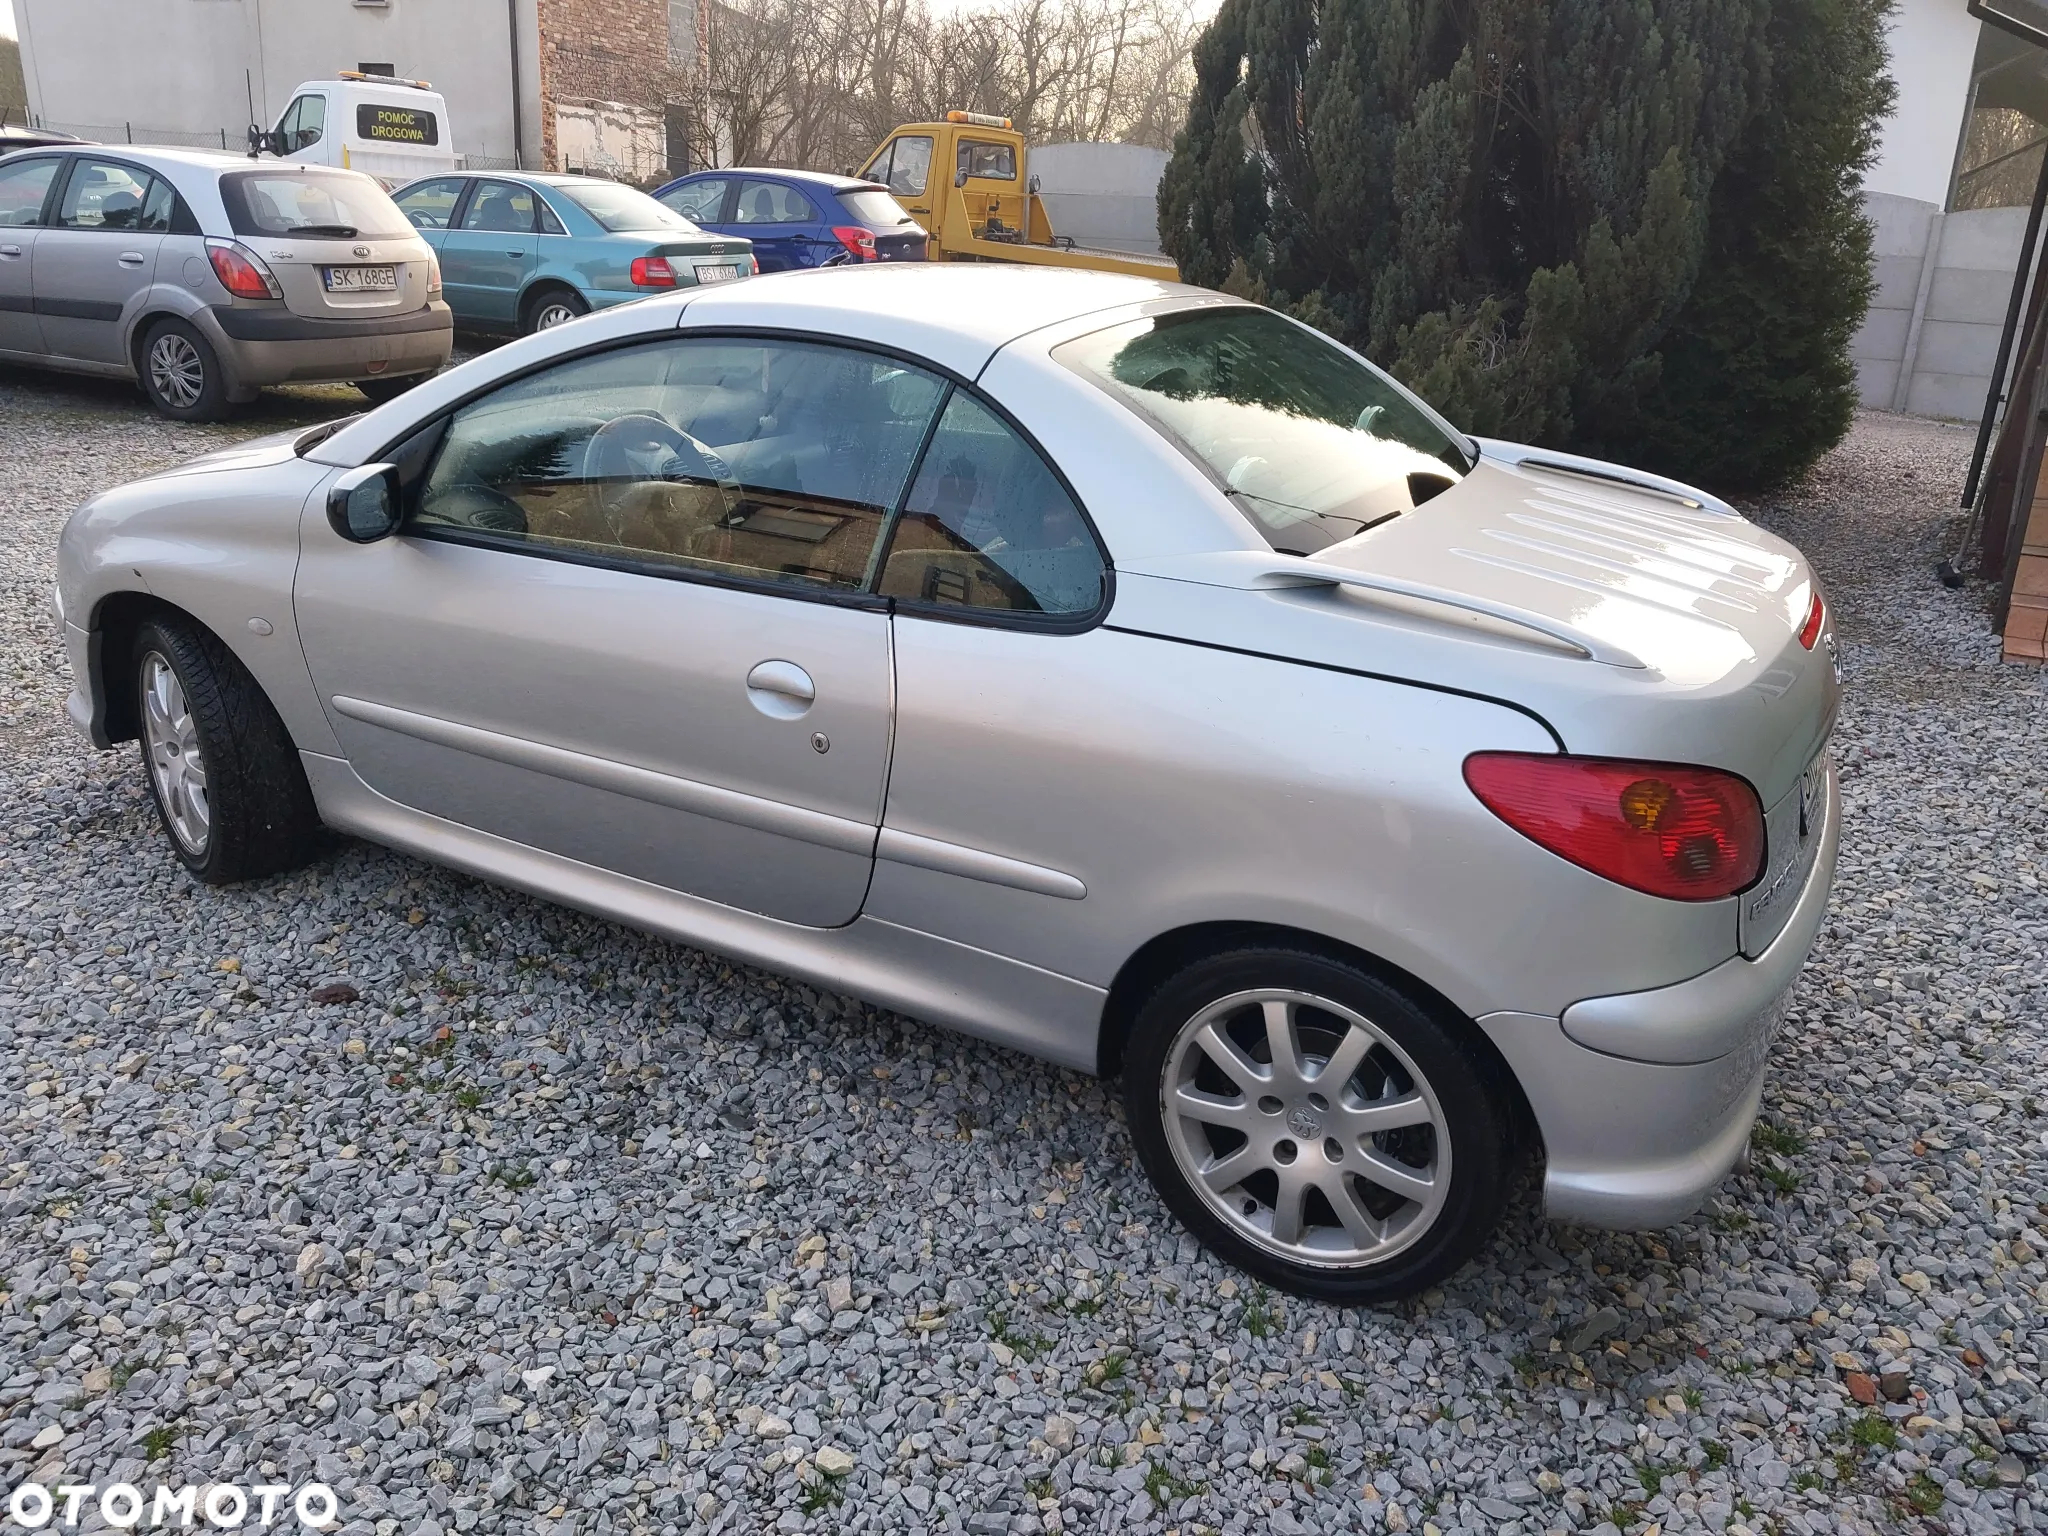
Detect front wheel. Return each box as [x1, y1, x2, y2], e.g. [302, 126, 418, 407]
[1122, 947, 1512, 1304]
[133, 617, 321, 884]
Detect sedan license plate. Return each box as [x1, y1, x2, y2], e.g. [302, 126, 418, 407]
[323, 265, 397, 293]
[693, 264, 741, 284]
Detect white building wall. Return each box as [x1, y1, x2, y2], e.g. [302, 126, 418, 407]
[1866, 0, 1983, 205]
[14, 0, 539, 167]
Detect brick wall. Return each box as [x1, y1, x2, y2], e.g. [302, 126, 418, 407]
[535, 0, 677, 172]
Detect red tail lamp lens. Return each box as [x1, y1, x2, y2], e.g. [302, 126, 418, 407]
[832, 225, 878, 260]
[206, 241, 281, 300]
[1797, 592, 1825, 650]
[630, 256, 678, 288]
[1463, 753, 1765, 901]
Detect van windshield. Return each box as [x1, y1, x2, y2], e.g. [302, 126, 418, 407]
[221, 168, 414, 240]
[1053, 307, 1475, 555]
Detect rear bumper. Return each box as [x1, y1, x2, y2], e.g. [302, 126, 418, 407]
[196, 302, 453, 386]
[1481, 761, 1839, 1228]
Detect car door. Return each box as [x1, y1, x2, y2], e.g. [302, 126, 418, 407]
[293, 332, 952, 927]
[0, 155, 62, 355]
[35, 157, 170, 366]
[438, 178, 535, 328]
[729, 178, 819, 271]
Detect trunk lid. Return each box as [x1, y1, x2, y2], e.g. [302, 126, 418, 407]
[874, 227, 928, 262]
[262, 233, 437, 320]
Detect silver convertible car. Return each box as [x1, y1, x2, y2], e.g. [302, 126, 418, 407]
[55, 267, 1839, 1302]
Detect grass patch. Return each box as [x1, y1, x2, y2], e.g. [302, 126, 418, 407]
[492, 1163, 537, 1190]
[1902, 1472, 1944, 1515]
[1240, 1286, 1275, 1339]
[798, 1474, 842, 1515]
[1751, 1120, 1807, 1158]
[139, 1425, 178, 1461]
[1703, 1440, 1731, 1471]
[1142, 1463, 1205, 1504]
[1848, 1411, 1899, 1453]
[1759, 1161, 1801, 1196]
[988, 1308, 1053, 1363]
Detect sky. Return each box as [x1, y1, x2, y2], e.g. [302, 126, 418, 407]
[0, 2, 14, 42]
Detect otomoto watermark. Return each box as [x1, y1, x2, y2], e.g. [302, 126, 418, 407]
[4, 1480, 339, 1529]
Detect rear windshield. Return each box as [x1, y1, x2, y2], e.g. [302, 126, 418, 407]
[837, 188, 916, 227]
[559, 181, 700, 233]
[1054, 307, 1476, 555]
[221, 168, 415, 240]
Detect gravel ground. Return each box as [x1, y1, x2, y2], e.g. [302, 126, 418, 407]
[1, 373, 2046, 1536]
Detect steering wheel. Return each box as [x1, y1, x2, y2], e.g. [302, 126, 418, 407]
[581, 413, 743, 527]
[437, 483, 530, 534]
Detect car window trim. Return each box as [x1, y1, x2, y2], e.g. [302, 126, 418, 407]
[377, 324, 1113, 633]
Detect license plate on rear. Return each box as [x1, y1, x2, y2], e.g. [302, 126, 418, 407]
[323, 265, 397, 293]
[693, 264, 741, 284]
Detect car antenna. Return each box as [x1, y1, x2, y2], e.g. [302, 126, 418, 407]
[245, 70, 263, 159]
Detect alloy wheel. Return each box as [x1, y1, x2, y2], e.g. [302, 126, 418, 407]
[141, 651, 210, 856]
[534, 301, 580, 330]
[1160, 988, 1451, 1267]
[148, 333, 206, 409]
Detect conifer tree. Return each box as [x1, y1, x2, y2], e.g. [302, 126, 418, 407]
[1159, 0, 1895, 491]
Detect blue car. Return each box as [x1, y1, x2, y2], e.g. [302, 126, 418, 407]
[390, 171, 756, 335]
[650, 168, 927, 271]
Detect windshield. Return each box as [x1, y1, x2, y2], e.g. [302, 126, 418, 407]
[221, 169, 414, 240]
[1054, 307, 1475, 555]
[838, 188, 916, 227]
[560, 180, 700, 233]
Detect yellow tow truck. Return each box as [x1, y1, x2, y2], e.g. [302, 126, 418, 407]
[858, 112, 1180, 281]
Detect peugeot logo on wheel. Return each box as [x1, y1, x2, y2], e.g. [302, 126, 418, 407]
[1286, 1106, 1322, 1140]
[352, 244, 372, 258]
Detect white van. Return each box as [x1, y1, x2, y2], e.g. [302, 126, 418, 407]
[264, 74, 459, 188]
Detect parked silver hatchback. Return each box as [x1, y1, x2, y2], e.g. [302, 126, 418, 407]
[0, 145, 451, 419]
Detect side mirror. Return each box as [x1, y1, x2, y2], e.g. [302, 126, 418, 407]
[327, 463, 401, 543]
[955, 165, 969, 188]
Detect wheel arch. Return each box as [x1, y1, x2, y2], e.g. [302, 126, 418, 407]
[519, 278, 586, 328]
[1096, 920, 1539, 1152]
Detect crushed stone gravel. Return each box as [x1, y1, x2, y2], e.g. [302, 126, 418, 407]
[1, 368, 2045, 1536]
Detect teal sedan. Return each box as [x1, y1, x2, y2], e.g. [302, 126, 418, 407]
[390, 171, 755, 335]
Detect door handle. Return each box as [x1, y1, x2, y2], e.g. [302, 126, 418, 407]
[0, 245, 21, 258]
[118, 252, 147, 267]
[507, 249, 525, 258]
[744, 659, 815, 720]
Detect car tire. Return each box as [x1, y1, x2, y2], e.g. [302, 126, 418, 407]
[132, 616, 321, 885]
[522, 287, 589, 335]
[1122, 946, 1513, 1304]
[356, 372, 433, 406]
[138, 317, 234, 422]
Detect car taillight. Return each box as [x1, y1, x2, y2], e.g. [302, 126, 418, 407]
[205, 239, 281, 300]
[425, 250, 443, 299]
[1463, 753, 1765, 901]
[832, 225, 877, 260]
[1797, 591, 1825, 650]
[631, 256, 678, 288]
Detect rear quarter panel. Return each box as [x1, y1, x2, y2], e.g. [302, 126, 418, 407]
[869, 619, 1738, 1023]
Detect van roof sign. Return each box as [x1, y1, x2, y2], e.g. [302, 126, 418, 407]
[336, 71, 435, 90]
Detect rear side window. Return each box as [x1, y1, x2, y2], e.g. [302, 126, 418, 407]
[54, 159, 159, 230]
[836, 188, 914, 227]
[357, 102, 440, 147]
[460, 181, 536, 234]
[221, 169, 415, 239]
[732, 180, 815, 224]
[877, 392, 1105, 617]
[0, 158, 61, 227]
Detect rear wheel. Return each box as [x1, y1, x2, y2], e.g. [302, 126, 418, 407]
[522, 287, 588, 335]
[139, 318, 233, 422]
[133, 616, 320, 884]
[1123, 947, 1512, 1304]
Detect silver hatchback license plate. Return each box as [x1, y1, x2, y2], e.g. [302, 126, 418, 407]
[693, 264, 741, 284]
[323, 265, 398, 293]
